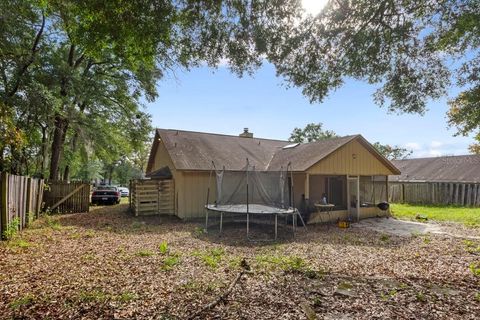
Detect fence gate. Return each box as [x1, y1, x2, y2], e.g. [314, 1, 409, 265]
[43, 181, 91, 213]
[130, 179, 175, 216]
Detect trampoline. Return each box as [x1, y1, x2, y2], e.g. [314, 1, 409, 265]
[204, 160, 306, 240]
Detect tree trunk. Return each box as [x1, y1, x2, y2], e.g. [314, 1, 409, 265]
[49, 115, 69, 180]
[108, 165, 113, 185]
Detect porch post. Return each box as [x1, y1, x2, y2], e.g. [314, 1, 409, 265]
[304, 173, 310, 203]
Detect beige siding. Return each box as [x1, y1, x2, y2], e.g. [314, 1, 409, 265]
[152, 140, 177, 175]
[178, 171, 216, 219]
[307, 140, 392, 176]
[292, 173, 305, 209]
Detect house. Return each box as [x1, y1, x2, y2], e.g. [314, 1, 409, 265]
[389, 155, 480, 206]
[145, 128, 400, 222]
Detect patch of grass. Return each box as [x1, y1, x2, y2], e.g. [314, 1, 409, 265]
[45, 216, 62, 230]
[83, 230, 96, 238]
[463, 240, 480, 254]
[415, 291, 427, 302]
[158, 241, 169, 255]
[9, 294, 35, 309]
[380, 289, 398, 301]
[136, 249, 154, 257]
[82, 253, 96, 261]
[161, 254, 180, 271]
[3, 217, 20, 240]
[380, 234, 390, 243]
[423, 235, 431, 244]
[255, 254, 318, 276]
[78, 290, 109, 303]
[391, 203, 480, 227]
[475, 292, 480, 302]
[130, 221, 144, 230]
[116, 291, 137, 303]
[192, 248, 225, 269]
[469, 262, 480, 277]
[7, 238, 32, 249]
[193, 226, 206, 236]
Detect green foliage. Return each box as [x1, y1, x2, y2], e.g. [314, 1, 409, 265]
[136, 249, 154, 257]
[161, 254, 180, 271]
[255, 253, 316, 275]
[7, 239, 32, 249]
[373, 142, 412, 160]
[380, 234, 390, 243]
[463, 240, 480, 254]
[192, 248, 225, 269]
[289, 123, 337, 143]
[78, 290, 109, 303]
[2, 217, 20, 240]
[470, 262, 480, 277]
[9, 294, 35, 309]
[116, 292, 137, 303]
[44, 216, 62, 230]
[158, 241, 169, 255]
[391, 203, 480, 227]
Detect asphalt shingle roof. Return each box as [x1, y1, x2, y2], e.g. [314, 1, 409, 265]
[148, 129, 399, 174]
[391, 155, 480, 183]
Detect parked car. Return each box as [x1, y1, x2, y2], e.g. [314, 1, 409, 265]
[91, 186, 121, 205]
[118, 187, 129, 197]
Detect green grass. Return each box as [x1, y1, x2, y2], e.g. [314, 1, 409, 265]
[391, 203, 480, 227]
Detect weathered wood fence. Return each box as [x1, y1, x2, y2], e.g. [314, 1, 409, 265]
[389, 182, 480, 207]
[130, 179, 175, 216]
[43, 181, 91, 213]
[0, 172, 45, 239]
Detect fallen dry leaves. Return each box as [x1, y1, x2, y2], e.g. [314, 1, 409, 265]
[0, 204, 479, 319]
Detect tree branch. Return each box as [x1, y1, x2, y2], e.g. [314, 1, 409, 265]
[6, 11, 45, 98]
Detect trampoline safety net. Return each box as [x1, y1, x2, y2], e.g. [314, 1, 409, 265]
[214, 164, 289, 212]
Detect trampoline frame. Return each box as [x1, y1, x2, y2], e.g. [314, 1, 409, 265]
[205, 204, 304, 240]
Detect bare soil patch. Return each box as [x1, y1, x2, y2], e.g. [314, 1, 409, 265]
[1, 204, 479, 319]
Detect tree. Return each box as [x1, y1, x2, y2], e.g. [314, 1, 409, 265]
[0, 0, 305, 178]
[270, 0, 480, 150]
[372, 142, 412, 161]
[289, 123, 338, 143]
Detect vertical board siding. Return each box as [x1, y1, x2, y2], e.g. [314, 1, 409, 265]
[389, 182, 480, 207]
[0, 172, 45, 240]
[307, 140, 393, 176]
[43, 181, 90, 213]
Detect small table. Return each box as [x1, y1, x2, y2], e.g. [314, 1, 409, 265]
[314, 203, 335, 224]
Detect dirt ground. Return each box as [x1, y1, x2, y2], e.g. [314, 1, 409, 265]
[1, 204, 479, 319]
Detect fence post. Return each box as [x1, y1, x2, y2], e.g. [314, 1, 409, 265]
[0, 173, 6, 237]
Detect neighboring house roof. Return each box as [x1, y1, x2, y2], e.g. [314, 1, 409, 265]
[146, 128, 400, 174]
[390, 155, 480, 183]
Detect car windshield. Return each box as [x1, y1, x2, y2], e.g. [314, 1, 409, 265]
[96, 186, 116, 191]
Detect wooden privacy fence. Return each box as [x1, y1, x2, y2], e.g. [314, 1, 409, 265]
[43, 181, 91, 213]
[0, 172, 45, 239]
[389, 182, 480, 207]
[130, 179, 175, 216]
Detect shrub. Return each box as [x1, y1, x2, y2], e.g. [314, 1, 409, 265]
[3, 217, 20, 240]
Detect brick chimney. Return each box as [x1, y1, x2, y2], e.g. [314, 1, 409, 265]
[239, 128, 253, 138]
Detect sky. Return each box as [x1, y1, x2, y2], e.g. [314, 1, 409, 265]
[144, 0, 474, 159]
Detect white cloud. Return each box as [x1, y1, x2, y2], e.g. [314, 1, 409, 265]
[405, 142, 421, 151]
[430, 140, 443, 148]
